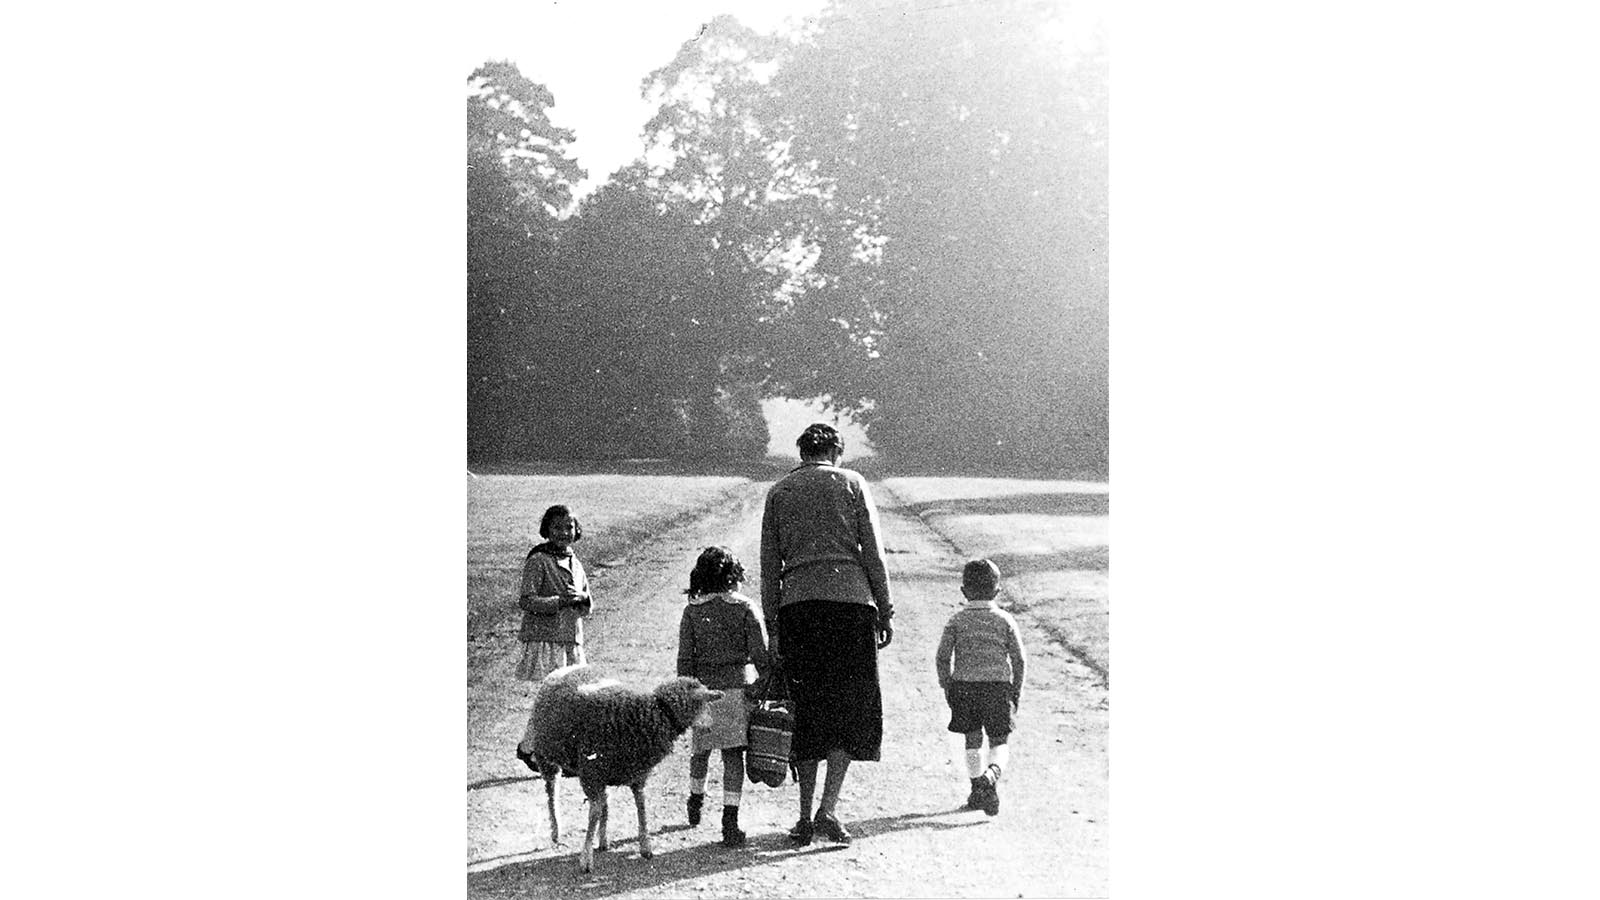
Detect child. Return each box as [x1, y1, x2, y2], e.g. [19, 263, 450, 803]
[677, 546, 771, 847]
[514, 504, 594, 771]
[934, 558, 1028, 816]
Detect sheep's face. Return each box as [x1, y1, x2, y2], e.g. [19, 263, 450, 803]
[692, 689, 723, 728]
[691, 683, 723, 727]
[659, 677, 723, 730]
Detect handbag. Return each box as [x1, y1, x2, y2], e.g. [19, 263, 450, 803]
[745, 663, 794, 787]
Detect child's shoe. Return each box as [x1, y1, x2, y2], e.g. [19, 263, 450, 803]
[981, 764, 1002, 816]
[720, 805, 746, 847]
[964, 777, 986, 810]
[687, 792, 704, 826]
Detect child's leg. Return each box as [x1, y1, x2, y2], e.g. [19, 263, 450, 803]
[720, 748, 747, 846]
[977, 692, 1011, 817]
[689, 750, 711, 786]
[978, 730, 1006, 815]
[720, 748, 745, 807]
[989, 735, 1010, 776]
[686, 750, 711, 825]
[964, 730, 986, 777]
[960, 730, 988, 809]
[986, 684, 1014, 780]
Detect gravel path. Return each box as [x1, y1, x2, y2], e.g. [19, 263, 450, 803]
[467, 480, 1109, 898]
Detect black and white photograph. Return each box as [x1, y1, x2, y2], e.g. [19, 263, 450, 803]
[464, 0, 1109, 895]
[16, 2, 1600, 898]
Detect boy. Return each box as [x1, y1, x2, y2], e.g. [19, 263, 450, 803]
[934, 558, 1027, 816]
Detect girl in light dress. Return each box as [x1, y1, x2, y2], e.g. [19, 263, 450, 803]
[513, 504, 593, 770]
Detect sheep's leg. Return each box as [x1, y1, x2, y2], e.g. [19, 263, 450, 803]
[597, 788, 610, 851]
[542, 766, 561, 846]
[632, 780, 652, 860]
[581, 791, 604, 873]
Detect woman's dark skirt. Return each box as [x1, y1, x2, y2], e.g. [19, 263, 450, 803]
[779, 600, 883, 762]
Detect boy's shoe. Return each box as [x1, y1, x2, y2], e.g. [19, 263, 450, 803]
[981, 765, 1002, 816]
[720, 805, 746, 847]
[687, 792, 704, 826]
[787, 816, 814, 846]
[813, 811, 853, 844]
[964, 777, 986, 810]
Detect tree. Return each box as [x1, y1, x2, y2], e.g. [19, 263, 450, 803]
[772, 0, 1109, 472]
[468, 61, 586, 217]
[553, 157, 776, 459]
[464, 0, 1110, 471]
[624, 15, 821, 454]
[630, 15, 890, 448]
[467, 61, 585, 460]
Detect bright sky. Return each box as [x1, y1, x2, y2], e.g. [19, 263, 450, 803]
[466, 0, 827, 200]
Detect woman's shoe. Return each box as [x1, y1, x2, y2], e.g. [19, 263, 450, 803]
[813, 811, 853, 844]
[787, 816, 814, 846]
[687, 792, 704, 826]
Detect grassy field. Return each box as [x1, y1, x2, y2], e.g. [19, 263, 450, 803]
[880, 476, 1110, 682]
[467, 468, 1111, 675]
[467, 472, 753, 637]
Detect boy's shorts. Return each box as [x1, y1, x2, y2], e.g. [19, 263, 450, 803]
[945, 681, 1015, 740]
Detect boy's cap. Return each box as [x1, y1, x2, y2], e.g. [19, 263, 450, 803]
[962, 558, 1001, 593]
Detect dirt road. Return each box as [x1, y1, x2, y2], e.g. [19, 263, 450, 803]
[467, 480, 1109, 898]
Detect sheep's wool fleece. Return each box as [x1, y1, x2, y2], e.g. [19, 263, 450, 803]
[529, 664, 715, 787]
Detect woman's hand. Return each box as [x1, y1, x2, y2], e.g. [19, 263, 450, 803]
[875, 617, 894, 649]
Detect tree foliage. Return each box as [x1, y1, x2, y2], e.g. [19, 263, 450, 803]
[466, 1, 1108, 473]
[468, 61, 586, 217]
[467, 61, 584, 459]
[774, 0, 1109, 471]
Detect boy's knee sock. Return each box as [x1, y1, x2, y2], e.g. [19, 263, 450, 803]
[689, 775, 706, 795]
[991, 742, 1009, 775]
[722, 789, 741, 807]
[964, 748, 984, 778]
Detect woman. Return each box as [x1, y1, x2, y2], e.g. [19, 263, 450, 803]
[760, 423, 894, 845]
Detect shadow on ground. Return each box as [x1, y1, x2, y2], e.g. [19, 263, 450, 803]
[470, 775, 540, 791]
[467, 808, 987, 899]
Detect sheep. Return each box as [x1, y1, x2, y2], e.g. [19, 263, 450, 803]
[526, 663, 723, 872]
